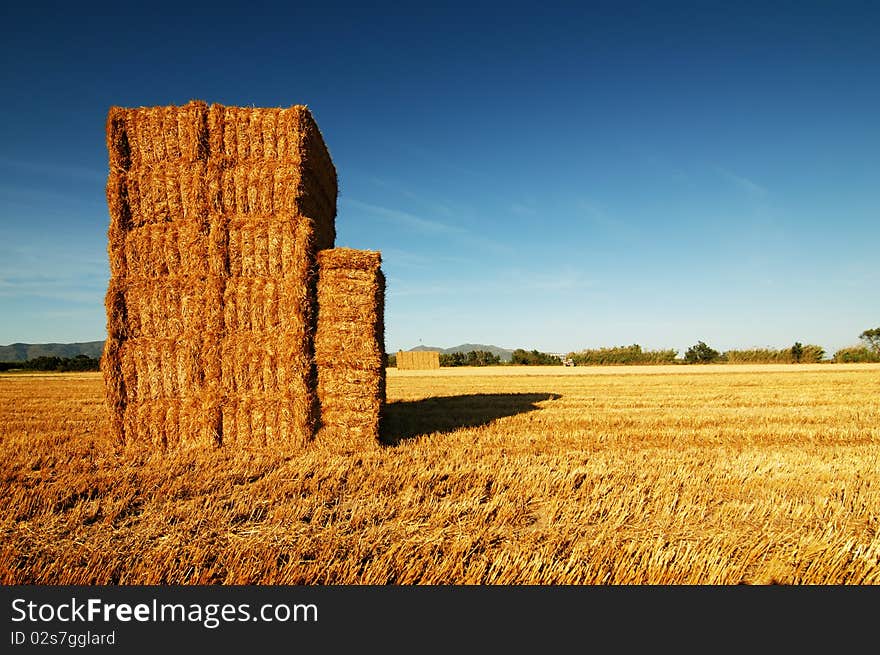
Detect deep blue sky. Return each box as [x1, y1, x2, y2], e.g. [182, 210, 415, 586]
[1, 1, 877, 355]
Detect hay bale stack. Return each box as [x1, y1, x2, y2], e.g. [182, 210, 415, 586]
[315, 249, 385, 448]
[396, 350, 440, 370]
[209, 105, 336, 450]
[102, 100, 337, 452]
[103, 101, 221, 451]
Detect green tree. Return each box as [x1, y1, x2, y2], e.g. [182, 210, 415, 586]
[791, 342, 804, 363]
[860, 327, 880, 353]
[802, 344, 825, 362]
[464, 350, 500, 366]
[833, 346, 880, 363]
[510, 348, 559, 365]
[684, 341, 720, 364]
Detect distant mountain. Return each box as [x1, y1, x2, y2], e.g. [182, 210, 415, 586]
[0, 341, 105, 362]
[407, 343, 516, 362]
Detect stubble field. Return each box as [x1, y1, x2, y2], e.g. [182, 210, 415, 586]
[1, 363, 878, 584]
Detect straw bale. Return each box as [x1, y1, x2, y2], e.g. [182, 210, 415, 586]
[106, 334, 222, 450]
[101, 336, 127, 445]
[121, 222, 210, 279]
[121, 276, 224, 338]
[211, 164, 334, 251]
[121, 161, 209, 228]
[207, 215, 229, 278]
[106, 107, 132, 174]
[106, 100, 208, 172]
[222, 276, 315, 334]
[221, 392, 314, 450]
[104, 277, 128, 340]
[207, 105, 337, 194]
[105, 172, 131, 234]
[207, 104, 337, 249]
[220, 332, 313, 396]
[107, 226, 127, 278]
[221, 214, 329, 291]
[396, 350, 440, 370]
[315, 248, 385, 447]
[226, 215, 319, 279]
[122, 397, 219, 451]
[120, 336, 221, 402]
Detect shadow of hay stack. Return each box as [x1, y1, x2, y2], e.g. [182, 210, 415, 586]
[380, 392, 561, 445]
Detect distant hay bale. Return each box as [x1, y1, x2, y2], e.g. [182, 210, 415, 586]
[315, 248, 385, 449]
[102, 100, 337, 453]
[396, 350, 440, 370]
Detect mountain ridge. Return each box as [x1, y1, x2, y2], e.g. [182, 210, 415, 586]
[0, 341, 105, 362]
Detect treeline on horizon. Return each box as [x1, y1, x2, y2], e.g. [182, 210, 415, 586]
[388, 328, 880, 367]
[0, 354, 101, 372]
[567, 342, 880, 365]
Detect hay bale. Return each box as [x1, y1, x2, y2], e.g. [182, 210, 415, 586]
[207, 106, 337, 250]
[102, 100, 338, 453]
[315, 248, 385, 448]
[122, 398, 220, 451]
[106, 101, 208, 172]
[220, 392, 312, 450]
[396, 350, 440, 370]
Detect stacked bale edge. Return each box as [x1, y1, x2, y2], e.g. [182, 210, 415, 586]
[102, 101, 338, 453]
[396, 350, 440, 370]
[315, 249, 385, 448]
[209, 105, 337, 450]
[103, 101, 221, 451]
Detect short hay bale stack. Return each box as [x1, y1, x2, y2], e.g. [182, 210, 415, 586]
[396, 350, 440, 370]
[315, 248, 386, 448]
[102, 100, 340, 453]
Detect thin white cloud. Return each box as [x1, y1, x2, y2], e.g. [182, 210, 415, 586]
[380, 247, 472, 269]
[396, 143, 493, 183]
[386, 265, 596, 300]
[398, 189, 458, 220]
[365, 176, 460, 219]
[0, 245, 107, 302]
[0, 156, 105, 182]
[576, 199, 637, 237]
[718, 168, 768, 197]
[385, 278, 466, 298]
[510, 203, 537, 216]
[342, 198, 469, 236]
[508, 267, 597, 293]
[0, 275, 104, 303]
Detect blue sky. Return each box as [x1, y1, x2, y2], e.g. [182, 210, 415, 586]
[1, 1, 877, 356]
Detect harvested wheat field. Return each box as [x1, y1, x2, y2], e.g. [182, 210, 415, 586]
[1, 364, 878, 584]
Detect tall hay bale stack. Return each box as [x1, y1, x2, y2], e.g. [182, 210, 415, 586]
[102, 101, 337, 453]
[396, 350, 440, 370]
[315, 249, 385, 449]
[209, 105, 337, 450]
[103, 101, 222, 451]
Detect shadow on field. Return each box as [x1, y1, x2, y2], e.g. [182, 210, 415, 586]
[380, 392, 560, 445]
